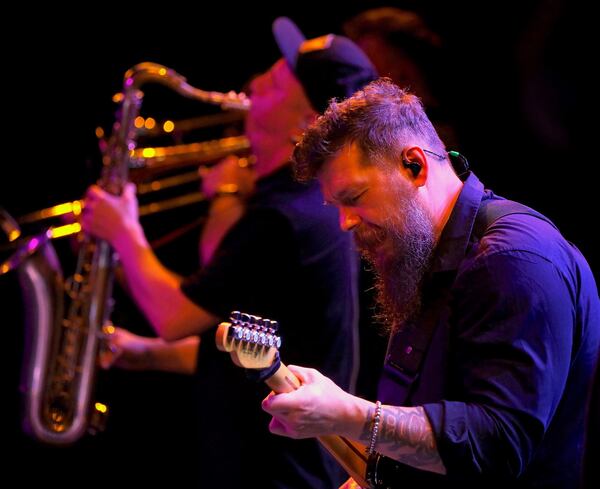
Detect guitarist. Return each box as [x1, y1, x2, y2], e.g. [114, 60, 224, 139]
[263, 79, 600, 489]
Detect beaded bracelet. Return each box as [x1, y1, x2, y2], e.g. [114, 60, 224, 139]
[367, 400, 382, 455]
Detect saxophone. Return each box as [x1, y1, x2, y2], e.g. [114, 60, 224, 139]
[13, 63, 250, 444]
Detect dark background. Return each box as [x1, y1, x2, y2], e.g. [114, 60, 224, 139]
[1, 0, 593, 485]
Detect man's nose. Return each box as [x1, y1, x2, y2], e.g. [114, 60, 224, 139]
[339, 208, 361, 232]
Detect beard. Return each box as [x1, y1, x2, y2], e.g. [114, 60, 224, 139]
[355, 184, 436, 336]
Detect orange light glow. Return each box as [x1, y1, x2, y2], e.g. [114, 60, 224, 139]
[144, 117, 156, 130]
[49, 223, 81, 239]
[95, 402, 108, 414]
[95, 127, 105, 139]
[71, 200, 83, 217]
[103, 324, 116, 335]
[48, 202, 77, 218]
[163, 120, 175, 133]
[134, 116, 145, 129]
[142, 147, 157, 158]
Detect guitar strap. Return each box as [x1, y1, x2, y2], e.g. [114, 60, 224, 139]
[378, 198, 556, 406]
[245, 352, 282, 383]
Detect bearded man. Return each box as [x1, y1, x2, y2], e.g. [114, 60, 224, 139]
[262, 79, 600, 489]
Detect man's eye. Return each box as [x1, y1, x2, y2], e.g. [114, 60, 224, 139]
[348, 189, 367, 204]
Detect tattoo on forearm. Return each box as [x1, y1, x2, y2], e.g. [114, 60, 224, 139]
[363, 404, 445, 474]
[359, 405, 375, 441]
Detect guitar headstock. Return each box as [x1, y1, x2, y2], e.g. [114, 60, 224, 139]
[215, 311, 281, 369]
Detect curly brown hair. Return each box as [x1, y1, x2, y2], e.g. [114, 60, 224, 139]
[292, 78, 446, 182]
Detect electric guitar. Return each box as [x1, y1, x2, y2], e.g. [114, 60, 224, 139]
[215, 311, 371, 488]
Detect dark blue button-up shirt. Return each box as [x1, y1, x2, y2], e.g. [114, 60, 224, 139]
[378, 172, 600, 488]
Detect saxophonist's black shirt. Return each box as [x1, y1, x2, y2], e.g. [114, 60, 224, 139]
[182, 165, 359, 489]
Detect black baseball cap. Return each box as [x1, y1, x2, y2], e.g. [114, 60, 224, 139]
[273, 17, 379, 113]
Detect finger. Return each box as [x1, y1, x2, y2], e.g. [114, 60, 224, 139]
[85, 185, 105, 201]
[261, 391, 277, 413]
[268, 417, 289, 436]
[98, 344, 120, 369]
[287, 364, 314, 383]
[124, 182, 137, 196]
[98, 350, 113, 369]
[261, 391, 293, 414]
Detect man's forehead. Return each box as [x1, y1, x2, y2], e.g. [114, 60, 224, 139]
[318, 145, 369, 199]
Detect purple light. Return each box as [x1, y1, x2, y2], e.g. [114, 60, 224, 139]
[27, 237, 39, 252]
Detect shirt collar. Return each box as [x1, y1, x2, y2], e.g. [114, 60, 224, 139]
[430, 172, 484, 273]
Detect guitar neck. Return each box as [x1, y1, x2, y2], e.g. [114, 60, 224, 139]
[267, 362, 370, 488]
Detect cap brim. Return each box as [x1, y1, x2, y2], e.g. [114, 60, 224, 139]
[272, 17, 305, 70]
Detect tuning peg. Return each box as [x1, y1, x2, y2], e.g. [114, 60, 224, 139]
[258, 331, 267, 345]
[240, 312, 251, 325]
[232, 325, 243, 340]
[230, 311, 241, 323]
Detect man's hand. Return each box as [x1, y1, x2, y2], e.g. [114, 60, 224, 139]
[199, 155, 255, 199]
[81, 182, 140, 251]
[261, 365, 359, 439]
[99, 326, 153, 371]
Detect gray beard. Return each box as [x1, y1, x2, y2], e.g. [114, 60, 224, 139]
[355, 194, 436, 336]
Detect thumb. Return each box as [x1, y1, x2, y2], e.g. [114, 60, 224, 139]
[123, 182, 137, 198]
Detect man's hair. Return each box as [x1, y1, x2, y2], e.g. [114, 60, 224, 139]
[293, 78, 446, 182]
[343, 7, 442, 55]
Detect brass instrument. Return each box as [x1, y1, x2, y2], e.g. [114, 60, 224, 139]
[12, 62, 250, 444]
[13, 136, 253, 242]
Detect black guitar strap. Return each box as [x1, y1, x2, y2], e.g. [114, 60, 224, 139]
[378, 198, 556, 406]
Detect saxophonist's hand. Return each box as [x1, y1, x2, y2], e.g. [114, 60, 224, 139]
[99, 325, 199, 374]
[99, 325, 153, 371]
[199, 155, 255, 199]
[82, 182, 140, 251]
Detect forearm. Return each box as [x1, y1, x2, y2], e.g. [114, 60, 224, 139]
[116, 334, 200, 374]
[146, 335, 200, 374]
[114, 222, 217, 340]
[341, 398, 446, 475]
[200, 194, 246, 265]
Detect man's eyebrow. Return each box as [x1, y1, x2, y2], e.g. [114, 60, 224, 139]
[327, 186, 364, 205]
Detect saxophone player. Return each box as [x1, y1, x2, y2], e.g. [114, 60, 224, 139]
[83, 17, 377, 489]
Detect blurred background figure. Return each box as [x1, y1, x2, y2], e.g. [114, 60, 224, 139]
[343, 7, 457, 148]
[80, 17, 377, 489]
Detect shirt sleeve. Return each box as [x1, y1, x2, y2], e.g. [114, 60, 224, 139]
[181, 207, 298, 320]
[423, 249, 575, 479]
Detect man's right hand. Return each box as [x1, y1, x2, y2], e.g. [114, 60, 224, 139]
[81, 182, 140, 251]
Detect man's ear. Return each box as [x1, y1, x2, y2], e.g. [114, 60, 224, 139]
[401, 146, 428, 185]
